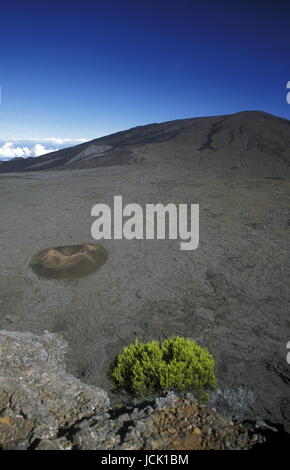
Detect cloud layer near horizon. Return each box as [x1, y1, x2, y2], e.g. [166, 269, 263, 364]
[0, 138, 87, 161]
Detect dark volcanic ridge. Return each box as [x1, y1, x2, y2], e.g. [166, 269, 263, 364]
[1, 110, 290, 173]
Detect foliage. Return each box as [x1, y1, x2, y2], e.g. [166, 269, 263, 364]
[209, 387, 255, 420]
[111, 336, 217, 396]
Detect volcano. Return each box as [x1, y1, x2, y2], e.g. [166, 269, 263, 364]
[0, 110, 290, 432]
[1, 111, 290, 176]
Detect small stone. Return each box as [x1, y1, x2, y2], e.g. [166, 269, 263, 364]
[35, 439, 62, 450]
[5, 315, 18, 324]
[193, 427, 202, 435]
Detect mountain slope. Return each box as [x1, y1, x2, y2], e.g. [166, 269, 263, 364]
[1, 111, 290, 174]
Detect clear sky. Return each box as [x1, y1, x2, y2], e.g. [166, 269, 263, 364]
[0, 0, 290, 157]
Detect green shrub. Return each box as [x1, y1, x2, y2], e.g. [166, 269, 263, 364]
[111, 336, 217, 396]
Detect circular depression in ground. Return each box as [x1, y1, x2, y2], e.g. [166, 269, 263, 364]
[30, 243, 108, 280]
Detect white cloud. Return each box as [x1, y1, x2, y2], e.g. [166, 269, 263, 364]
[0, 142, 55, 160]
[18, 137, 87, 145]
[33, 144, 56, 157]
[0, 137, 88, 161]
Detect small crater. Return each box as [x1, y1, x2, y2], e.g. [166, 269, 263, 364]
[30, 243, 108, 280]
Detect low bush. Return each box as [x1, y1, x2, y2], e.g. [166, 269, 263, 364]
[209, 387, 255, 420]
[111, 336, 217, 396]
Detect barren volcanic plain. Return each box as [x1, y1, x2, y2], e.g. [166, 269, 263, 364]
[0, 111, 290, 429]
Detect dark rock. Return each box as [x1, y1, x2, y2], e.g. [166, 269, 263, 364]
[0, 330, 109, 449]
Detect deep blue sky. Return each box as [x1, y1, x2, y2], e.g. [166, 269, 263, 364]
[0, 0, 290, 143]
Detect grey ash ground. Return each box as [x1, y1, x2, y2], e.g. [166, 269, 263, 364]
[0, 111, 290, 433]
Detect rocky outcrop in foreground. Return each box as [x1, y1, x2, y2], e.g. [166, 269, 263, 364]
[0, 330, 288, 450]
